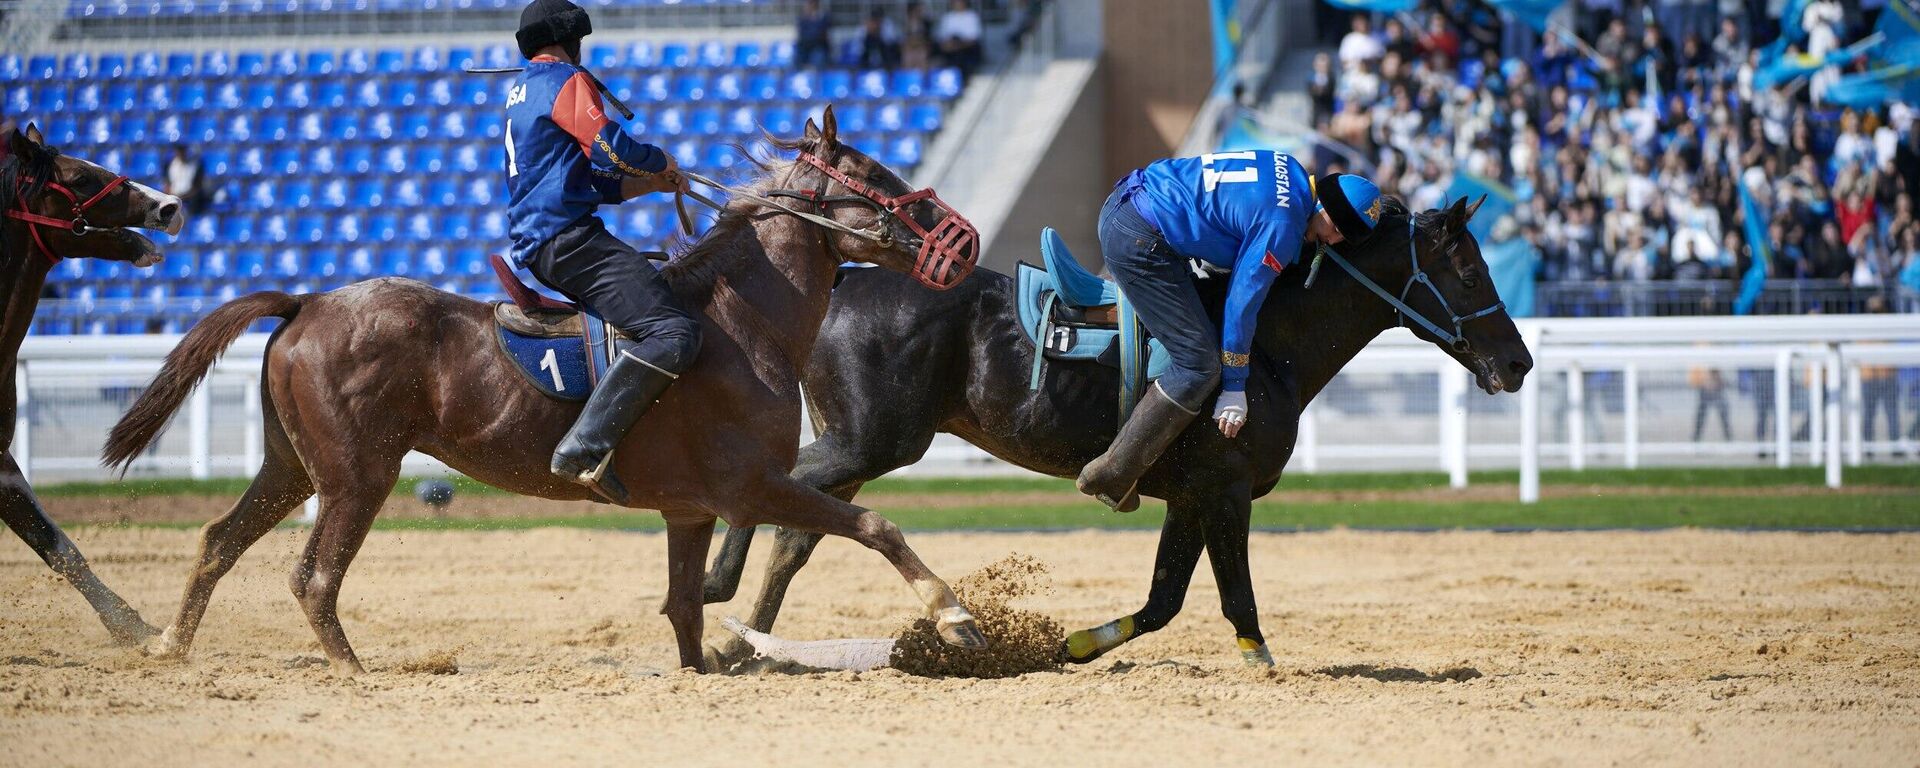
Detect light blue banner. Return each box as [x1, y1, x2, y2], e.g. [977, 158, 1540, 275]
[1480, 238, 1539, 318]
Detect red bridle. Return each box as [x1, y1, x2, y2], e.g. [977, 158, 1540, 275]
[5, 175, 130, 264]
[795, 151, 979, 290]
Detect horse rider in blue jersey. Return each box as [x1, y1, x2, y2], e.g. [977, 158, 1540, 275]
[504, 0, 696, 503]
[1077, 151, 1384, 510]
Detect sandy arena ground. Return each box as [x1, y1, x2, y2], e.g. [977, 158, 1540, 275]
[2, 525, 1917, 766]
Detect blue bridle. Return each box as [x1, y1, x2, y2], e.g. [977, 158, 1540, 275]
[1311, 217, 1507, 352]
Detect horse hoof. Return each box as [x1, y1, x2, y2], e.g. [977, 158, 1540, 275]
[141, 627, 187, 660]
[1238, 640, 1275, 668]
[935, 608, 988, 650]
[107, 616, 161, 649]
[329, 659, 367, 677]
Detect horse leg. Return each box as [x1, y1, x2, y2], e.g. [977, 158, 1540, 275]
[288, 453, 403, 676]
[733, 473, 985, 649]
[662, 516, 716, 671]
[1064, 494, 1206, 663]
[1198, 485, 1270, 666]
[0, 452, 156, 646]
[147, 444, 313, 660]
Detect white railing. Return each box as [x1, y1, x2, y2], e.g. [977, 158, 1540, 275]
[14, 315, 1920, 503]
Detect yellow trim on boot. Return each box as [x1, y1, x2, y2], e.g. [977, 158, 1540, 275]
[1065, 615, 1136, 660]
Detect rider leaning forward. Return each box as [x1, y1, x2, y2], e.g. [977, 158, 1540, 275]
[504, 0, 695, 503]
[1077, 151, 1383, 510]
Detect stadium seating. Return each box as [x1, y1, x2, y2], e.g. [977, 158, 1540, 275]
[6, 38, 965, 334]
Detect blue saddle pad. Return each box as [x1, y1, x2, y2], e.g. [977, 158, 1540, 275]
[494, 306, 619, 402]
[1015, 259, 1168, 382]
[1040, 227, 1119, 307]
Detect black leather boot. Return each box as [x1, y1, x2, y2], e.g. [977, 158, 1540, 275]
[1075, 383, 1199, 512]
[552, 351, 677, 504]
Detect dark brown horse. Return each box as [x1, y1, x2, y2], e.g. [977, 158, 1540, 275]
[103, 109, 986, 674]
[2, 124, 181, 646]
[701, 196, 1534, 666]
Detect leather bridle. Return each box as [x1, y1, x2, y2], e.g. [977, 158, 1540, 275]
[5, 174, 130, 264]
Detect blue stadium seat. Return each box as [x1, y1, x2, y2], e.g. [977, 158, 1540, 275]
[260, 214, 292, 244]
[198, 248, 232, 280]
[308, 145, 340, 177]
[761, 105, 797, 135]
[307, 248, 341, 278]
[418, 246, 451, 277]
[294, 214, 327, 243]
[711, 70, 745, 102]
[782, 70, 816, 100]
[270, 248, 305, 279]
[886, 135, 923, 167]
[366, 111, 396, 140]
[281, 81, 312, 110]
[457, 78, 492, 107]
[60, 53, 91, 80]
[103, 82, 136, 112]
[873, 102, 904, 132]
[673, 73, 708, 101]
[413, 46, 446, 74]
[345, 247, 378, 277]
[446, 46, 477, 72]
[184, 214, 219, 246]
[837, 103, 870, 133]
[373, 48, 407, 75]
[697, 41, 728, 68]
[426, 178, 459, 207]
[91, 259, 126, 282]
[477, 210, 508, 240]
[315, 81, 348, 109]
[333, 214, 365, 244]
[162, 249, 197, 281]
[473, 110, 505, 139]
[660, 42, 693, 69]
[130, 51, 162, 79]
[295, 113, 323, 143]
[463, 176, 496, 206]
[404, 213, 437, 242]
[481, 44, 513, 69]
[725, 105, 758, 136]
[688, 106, 723, 136]
[930, 68, 963, 99]
[350, 179, 385, 208]
[267, 48, 299, 77]
[655, 106, 686, 135]
[165, 51, 195, 78]
[305, 50, 336, 77]
[412, 144, 446, 173]
[35, 84, 68, 113]
[436, 110, 469, 140]
[423, 77, 455, 108]
[856, 69, 888, 100]
[269, 147, 303, 176]
[450, 144, 482, 174]
[234, 248, 268, 279]
[235, 51, 267, 77]
[245, 82, 276, 109]
[26, 54, 58, 81]
[258, 113, 291, 143]
[388, 78, 420, 108]
[820, 70, 853, 100]
[353, 80, 382, 109]
[625, 41, 658, 69]
[453, 247, 487, 277]
[367, 213, 400, 244]
[587, 45, 620, 70]
[201, 50, 231, 77]
[703, 142, 741, 170]
[0, 54, 19, 81]
[210, 81, 240, 111]
[227, 114, 256, 144]
[622, 207, 657, 239]
[82, 116, 112, 147]
[377, 146, 408, 174]
[51, 257, 89, 283]
[115, 116, 149, 145]
[382, 247, 415, 274]
[891, 69, 925, 99]
[907, 101, 942, 132]
[341, 145, 375, 175]
[438, 212, 472, 241]
[640, 72, 670, 102]
[223, 215, 258, 245]
[399, 111, 432, 140]
[248, 179, 278, 209]
[768, 41, 795, 69]
[184, 114, 217, 143]
[392, 178, 426, 208]
[149, 114, 184, 143]
[3, 86, 28, 115]
[732, 41, 763, 68]
[327, 112, 361, 141]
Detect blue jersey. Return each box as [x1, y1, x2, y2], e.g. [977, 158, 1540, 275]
[504, 55, 668, 266]
[1137, 150, 1313, 392]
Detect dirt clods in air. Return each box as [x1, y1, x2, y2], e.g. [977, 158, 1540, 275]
[393, 648, 461, 675]
[889, 554, 1064, 678]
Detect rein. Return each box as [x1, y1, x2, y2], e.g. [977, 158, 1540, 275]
[1311, 217, 1506, 353]
[5, 174, 130, 265]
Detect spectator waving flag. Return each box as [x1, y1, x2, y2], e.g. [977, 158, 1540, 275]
[1733, 179, 1771, 316]
[1445, 171, 1516, 243]
[1755, 34, 1885, 88]
[1484, 0, 1563, 32]
[1321, 0, 1418, 12]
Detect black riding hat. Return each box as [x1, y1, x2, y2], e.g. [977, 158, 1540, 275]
[517, 0, 593, 59]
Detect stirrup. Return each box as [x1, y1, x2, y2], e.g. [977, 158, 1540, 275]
[571, 449, 629, 504]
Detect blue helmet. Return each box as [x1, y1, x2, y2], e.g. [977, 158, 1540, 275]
[1315, 173, 1383, 244]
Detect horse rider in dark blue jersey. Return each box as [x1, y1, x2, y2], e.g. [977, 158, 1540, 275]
[1077, 150, 1384, 510]
[503, 0, 695, 503]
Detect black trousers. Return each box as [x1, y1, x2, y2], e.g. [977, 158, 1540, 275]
[528, 216, 701, 375]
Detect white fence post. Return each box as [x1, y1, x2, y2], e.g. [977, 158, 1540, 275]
[1439, 363, 1468, 488]
[1519, 326, 1543, 504]
[1809, 356, 1825, 465]
[243, 375, 262, 473]
[1826, 344, 1843, 489]
[1297, 401, 1319, 473]
[188, 380, 212, 480]
[1845, 362, 1864, 467]
[1566, 363, 1585, 471]
[13, 362, 28, 484]
[1774, 349, 1793, 468]
[1623, 363, 1640, 469]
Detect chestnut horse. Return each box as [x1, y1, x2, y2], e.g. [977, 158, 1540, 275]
[2, 124, 181, 646]
[103, 109, 986, 674]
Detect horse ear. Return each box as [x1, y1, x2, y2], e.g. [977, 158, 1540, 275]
[1464, 194, 1488, 222]
[819, 105, 839, 146]
[803, 116, 822, 143]
[1445, 195, 1470, 232]
[22, 122, 44, 147]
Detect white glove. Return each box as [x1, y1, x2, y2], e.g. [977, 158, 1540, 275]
[1213, 389, 1248, 438]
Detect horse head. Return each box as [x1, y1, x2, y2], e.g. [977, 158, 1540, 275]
[2, 124, 182, 268]
[784, 106, 977, 289]
[1389, 195, 1533, 394]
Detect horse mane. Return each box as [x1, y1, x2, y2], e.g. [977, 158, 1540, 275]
[658, 132, 816, 299]
[0, 134, 60, 273]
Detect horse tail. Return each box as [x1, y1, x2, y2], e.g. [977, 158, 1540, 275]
[102, 292, 304, 475]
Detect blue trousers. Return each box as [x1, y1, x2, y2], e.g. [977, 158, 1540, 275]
[1097, 184, 1220, 412]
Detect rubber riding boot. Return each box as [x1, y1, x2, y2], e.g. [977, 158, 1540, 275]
[1075, 383, 1199, 512]
[552, 351, 678, 504]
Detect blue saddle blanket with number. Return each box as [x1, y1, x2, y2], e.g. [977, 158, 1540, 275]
[1016, 228, 1171, 415]
[493, 302, 627, 402]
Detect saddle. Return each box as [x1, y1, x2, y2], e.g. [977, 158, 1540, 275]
[1015, 228, 1169, 419]
[489, 254, 641, 402]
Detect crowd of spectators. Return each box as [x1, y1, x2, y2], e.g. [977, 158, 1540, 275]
[795, 0, 992, 76]
[1308, 0, 1920, 299]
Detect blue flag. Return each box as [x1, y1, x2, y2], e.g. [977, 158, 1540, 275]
[1445, 172, 1518, 244]
[1733, 179, 1771, 315]
[1321, 0, 1418, 12]
[1485, 0, 1562, 32]
[1823, 64, 1920, 107]
[1480, 238, 1539, 318]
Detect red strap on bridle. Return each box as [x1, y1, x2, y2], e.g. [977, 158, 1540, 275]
[5, 175, 130, 265]
[793, 151, 978, 290]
